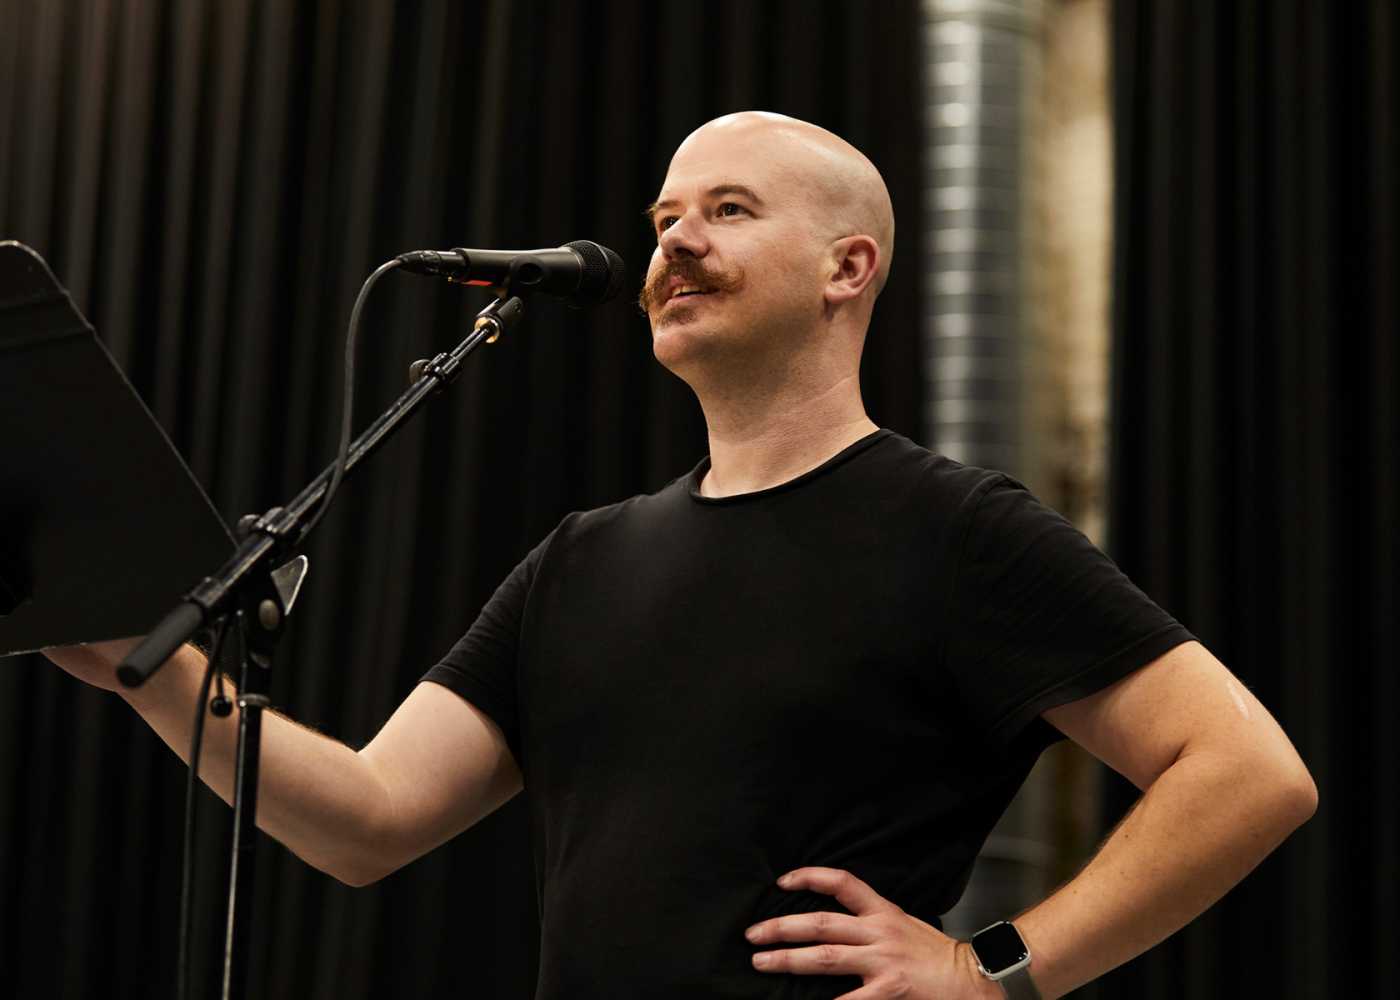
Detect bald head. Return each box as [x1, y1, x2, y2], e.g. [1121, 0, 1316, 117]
[666, 112, 895, 296]
[642, 112, 896, 382]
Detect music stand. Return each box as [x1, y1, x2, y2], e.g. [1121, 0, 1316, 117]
[1, 238, 532, 1000]
[0, 240, 233, 656]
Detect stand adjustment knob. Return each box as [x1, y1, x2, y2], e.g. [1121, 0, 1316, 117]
[257, 599, 281, 631]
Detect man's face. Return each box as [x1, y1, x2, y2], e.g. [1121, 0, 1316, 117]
[639, 125, 830, 375]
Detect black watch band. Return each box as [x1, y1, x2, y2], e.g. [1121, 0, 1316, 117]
[994, 966, 1043, 1000]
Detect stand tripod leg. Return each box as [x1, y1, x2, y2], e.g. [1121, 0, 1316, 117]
[218, 560, 290, 1000]
[222, 679, 268, 1000]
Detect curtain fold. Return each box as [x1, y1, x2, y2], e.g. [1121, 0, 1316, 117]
[1103, 2, 1396, 997]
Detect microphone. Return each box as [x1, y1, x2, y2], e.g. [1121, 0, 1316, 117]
[396, 240, 626, 307]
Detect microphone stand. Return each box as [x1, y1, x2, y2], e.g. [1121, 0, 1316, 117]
[117, 291, 526, 1000]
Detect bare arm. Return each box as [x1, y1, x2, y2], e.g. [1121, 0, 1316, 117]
[1008, 640, 1318, 998]
[44, 640, 521, 886]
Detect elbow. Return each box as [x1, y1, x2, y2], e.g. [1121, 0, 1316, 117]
[328, 761, 409, 888]
[333, 866, 386, 889]
[325, 848, 400, 888]
[1287, 767, 1319, 826]
[328, 841, 405, 889]
[293, 851, 388, 889]
[1220, 750, 1318, 836]
[1259, 754, 1318, 832]
[295, 831, 402, 888]
[331, 813, 414, 888]
[1244, 739, 1319, 831]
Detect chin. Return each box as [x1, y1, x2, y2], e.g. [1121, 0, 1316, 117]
[650, 317, 727, 376]
[651, 324, 703, 369]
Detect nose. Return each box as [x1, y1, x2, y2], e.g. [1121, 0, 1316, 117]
[658, 208, 708, 261]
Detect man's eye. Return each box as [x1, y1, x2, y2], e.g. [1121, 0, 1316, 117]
[717, 202, 746, 217]
[658, 216, 678, 232]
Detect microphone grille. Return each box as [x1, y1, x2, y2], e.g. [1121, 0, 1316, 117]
[565, 240, 626, 306]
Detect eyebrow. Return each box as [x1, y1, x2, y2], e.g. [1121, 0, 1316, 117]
[643, 184, 766, 226]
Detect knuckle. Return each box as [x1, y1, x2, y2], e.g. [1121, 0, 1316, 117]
[816, 944, 840, 969]
[812, 911, 831, 934]
[874, 972, 911, 999]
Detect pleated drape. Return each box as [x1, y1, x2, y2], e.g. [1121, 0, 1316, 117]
[1101, 2, 1396, 998]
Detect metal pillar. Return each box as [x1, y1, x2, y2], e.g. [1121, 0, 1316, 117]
[921, 0, 1052, 938]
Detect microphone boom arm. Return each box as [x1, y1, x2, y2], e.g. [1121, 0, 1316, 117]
[116, 292, 527, 688]
[114, 288, 527, 1000]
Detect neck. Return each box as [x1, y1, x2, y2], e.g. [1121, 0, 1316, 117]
[692, 367, 878, 498]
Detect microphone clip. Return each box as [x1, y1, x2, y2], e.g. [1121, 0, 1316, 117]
[473, 292, 525, 343]
[406, 294, 526, 388]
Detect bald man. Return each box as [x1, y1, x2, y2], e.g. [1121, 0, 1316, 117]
[48, 113, 1315, 999]
[639, 111, 894, 500]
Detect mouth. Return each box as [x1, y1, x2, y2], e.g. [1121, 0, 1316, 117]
[664, 285, 715, 307]
[641, 265, 743, 316]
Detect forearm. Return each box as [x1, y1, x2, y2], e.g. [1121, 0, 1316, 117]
[119, 644, 394, 886]
[1012, 750, 1317, 998]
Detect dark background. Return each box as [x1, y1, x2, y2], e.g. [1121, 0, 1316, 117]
[0, 1, 1392, 997]
[1100, 2, 1395, 997]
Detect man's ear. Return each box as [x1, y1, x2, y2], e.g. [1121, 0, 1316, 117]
[823, 235, 881, 305]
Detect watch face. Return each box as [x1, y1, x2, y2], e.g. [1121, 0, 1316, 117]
[973, 922, 1029, 973]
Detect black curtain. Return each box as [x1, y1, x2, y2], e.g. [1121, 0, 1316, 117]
[1102, 2, 1396, 998]
[0, 2, 923, 997]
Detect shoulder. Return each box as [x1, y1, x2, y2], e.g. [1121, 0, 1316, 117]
[544, 468, 694, 551]
[867, 429, 1017, 514]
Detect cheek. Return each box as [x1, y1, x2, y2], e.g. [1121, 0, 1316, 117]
[646, 247, 665, 281]
[767, 255, 825, 307]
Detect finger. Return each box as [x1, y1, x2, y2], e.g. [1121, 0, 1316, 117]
[776, 867, 896, 916]
[751, 942, 873, 977]
[746, 910, 875, 946]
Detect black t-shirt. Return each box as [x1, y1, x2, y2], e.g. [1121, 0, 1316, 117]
[423, 429, 1193, 999]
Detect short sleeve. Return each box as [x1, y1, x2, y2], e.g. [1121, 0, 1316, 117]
[421, 532, 555, 765]
[942, 477, 1195, 754]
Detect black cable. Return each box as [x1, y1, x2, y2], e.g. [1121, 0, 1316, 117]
[170, 257, 410, 995]
[298, 258, 402, 544]
[176, 617, 231, 1000]
[171, 258, 399, 996]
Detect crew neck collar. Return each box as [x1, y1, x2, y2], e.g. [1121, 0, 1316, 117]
[685, 428, 891, 505]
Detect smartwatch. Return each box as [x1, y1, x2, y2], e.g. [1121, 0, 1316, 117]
[968, 921, 1041, 999]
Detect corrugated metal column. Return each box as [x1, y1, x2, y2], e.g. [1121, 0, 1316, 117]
[921, 0, 1051, 938]
[922, 0, 1038, 474]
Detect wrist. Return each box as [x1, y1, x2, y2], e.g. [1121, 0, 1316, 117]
[956, 941, 1005, 999]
